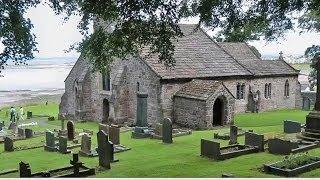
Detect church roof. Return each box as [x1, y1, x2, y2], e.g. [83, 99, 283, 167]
[140, 24, 252, 80]
[140, 24, 299, 80]
[218, 42, 300, 76]
[175, 79, 233, 100]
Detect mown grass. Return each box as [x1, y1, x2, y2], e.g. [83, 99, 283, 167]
[0, 103, 319, 178]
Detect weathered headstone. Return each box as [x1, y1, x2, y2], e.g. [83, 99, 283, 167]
[229, 125, 238, 145]
[154, 123, 163, 136]
[200, 139, 220, 159]
[136, 92, 148, 127]
[162, 118, 173, 143]
[44, 131, 56, 151]
[268, 138, 297, 155]
[19, 162, 32, 177]
[79, 133, 92, 156]
[8, 122, 17, 132]
[284, 120, 301, 133]
[26, 111, 32, 119]
[109, 125, 120, 145]
[18, 128, 25, 138]
[303, 97, 311, 111]
[67, 121, 75, 140]
[58, 136, 70, 154]
[4, 137, 14, 152]
[107, 140, 118, 162]
[97, 130, 110, 169]
[25, 129, 33, 138]
[61, 118, 65, 130]
[244, 132, 264, 152]
[99, 123, 109, 134]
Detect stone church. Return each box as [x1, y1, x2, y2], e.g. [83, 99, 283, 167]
[59, 24, 301, 129]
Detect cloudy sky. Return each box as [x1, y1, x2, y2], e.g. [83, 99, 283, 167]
[13, 4, 320, 58]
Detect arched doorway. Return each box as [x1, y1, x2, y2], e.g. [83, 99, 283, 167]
[102, 99, 110, 123]
[212, 97, 225, 126]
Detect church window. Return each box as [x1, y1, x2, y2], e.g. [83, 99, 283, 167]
[284, 80, 289, 97]
[236, 83, 245, 99]
[102, 71, 110, 91]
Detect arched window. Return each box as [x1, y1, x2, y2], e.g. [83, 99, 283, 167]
[268, 83, 272, 98]
[284, 80, 289, 97]
[236, 83, 241, 99]
[264, 84, 268, 99]
[102, 70, 110, 91]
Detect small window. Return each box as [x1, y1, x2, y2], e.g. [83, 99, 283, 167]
[284, 80, 289, 97]
[236, 83, 245, 99]
[102, 71, 110, 91]
[137, 82, 140, 91]
[268, 83, 272, 98]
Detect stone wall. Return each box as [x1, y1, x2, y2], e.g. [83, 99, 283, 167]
[223, 76, 300, 113]
[173, 96, 207, 129]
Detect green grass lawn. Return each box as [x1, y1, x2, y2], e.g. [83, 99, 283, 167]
[0, 103, 319, 178]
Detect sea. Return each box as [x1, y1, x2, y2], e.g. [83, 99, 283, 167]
[0, 57, 77, 107]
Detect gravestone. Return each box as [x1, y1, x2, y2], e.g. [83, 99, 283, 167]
[79, 133, 92, 156]
[154, 123, 163, 136]
[303, 97, 311, 111]
[136, 92, 148, 127]
[8, 122, 17, 132]
[61, 118, 65, 130]
[26, 111, 32, 119]
[67, 121, 75, 140]
[109, 125, 120, 145]
[284, 120, 301, 133]
[0, 121, 4, 131]
[108, 140, 118, 162]
[229, 125, 238, 145]
[19, 162, 32, 177]
[244, 132, 264, 152]
[44, 131, 56, 151]
[200, 139, 220, 159]
[18, 128, 25, 138]
[97, 130, 110, 169]
[268, 138, 297, 155]
[162, 118, 173, 143]
[4, 137, 14, 152]
[99, 123, 109, 134]
[58, 136, 70, 154]
[25, 129, 33, 138]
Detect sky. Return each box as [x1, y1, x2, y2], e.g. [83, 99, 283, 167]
[3, 3, 320, 58]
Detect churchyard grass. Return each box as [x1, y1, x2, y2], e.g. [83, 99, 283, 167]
[1, 103, 320, 178]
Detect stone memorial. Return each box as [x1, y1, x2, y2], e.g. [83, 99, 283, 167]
[284, 120, 301, 133]
[25, 129, 33, 138]
[97, 130, 110, 169]
[67, 121, 75, 140]
[303, 97, 311, 111]
[58, 136, 71, 154]
[109, 125, 120, 145]
[229, 125, 238, 145]
[162, 118, 173, 144]
[136, 92, 148, 127]
[8, 122, 17, 132]
[201, 139, 220, 159]
[44, 131, 57, 151]
[108, 140, 118, 163]
[4, 136, 14, 152]
[244, 131, 265, 152]
[26, 111, 32, 119]
[19, 162, 32, 177]
[79, 133, 94, 157]
[268, 138, 296, 155]
[154, 123, 163, 137]
[18, 128, 25, 138]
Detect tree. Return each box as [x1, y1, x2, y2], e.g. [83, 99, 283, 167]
[1, 0, 320, 73]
